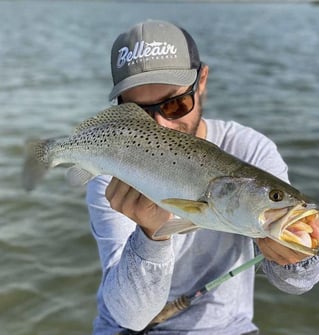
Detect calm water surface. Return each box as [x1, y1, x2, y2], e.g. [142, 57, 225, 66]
[0, 1, 319, 334]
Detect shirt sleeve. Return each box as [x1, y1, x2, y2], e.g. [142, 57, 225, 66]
[86, 175, 174, 331]
[261, 255, 319, 294]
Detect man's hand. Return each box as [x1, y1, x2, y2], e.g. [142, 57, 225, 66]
[256, 237, 310, 266]
[105, 177, 172, 240]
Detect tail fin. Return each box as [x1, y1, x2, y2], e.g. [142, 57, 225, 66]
[22, 139, 52, 191]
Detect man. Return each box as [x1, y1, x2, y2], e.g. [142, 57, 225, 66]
[86, 20, 319, 335]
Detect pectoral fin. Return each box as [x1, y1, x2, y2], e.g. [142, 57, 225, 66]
[153, 218, 199, 238]
[161, 198, 209, 214]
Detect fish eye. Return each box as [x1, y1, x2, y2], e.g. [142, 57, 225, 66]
[269, 190, 284, 202]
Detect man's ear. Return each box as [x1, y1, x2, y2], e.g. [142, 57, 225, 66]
[198, 64, 209, 96]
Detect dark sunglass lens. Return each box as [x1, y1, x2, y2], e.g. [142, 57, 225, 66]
[140, 106, 154, 118]
[161, 95, 194, 120]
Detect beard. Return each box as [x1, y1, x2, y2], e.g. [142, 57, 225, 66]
[176, 97, 203, 136]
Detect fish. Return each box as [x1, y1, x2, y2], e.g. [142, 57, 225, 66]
[22, 102, 319, 256]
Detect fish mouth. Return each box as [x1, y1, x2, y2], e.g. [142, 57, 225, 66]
[264, 203, 319, 255]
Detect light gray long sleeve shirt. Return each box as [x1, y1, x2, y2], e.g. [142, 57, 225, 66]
[86, 119, 319, 335]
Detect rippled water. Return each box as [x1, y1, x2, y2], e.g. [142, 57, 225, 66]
[1, 1, 319, 334]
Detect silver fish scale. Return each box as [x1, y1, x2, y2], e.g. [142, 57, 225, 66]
[65, 103, 215, 168]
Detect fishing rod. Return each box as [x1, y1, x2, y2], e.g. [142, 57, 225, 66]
[118, 254, 265, 335]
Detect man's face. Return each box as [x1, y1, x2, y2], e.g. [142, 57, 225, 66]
[120, 66, 208, 139]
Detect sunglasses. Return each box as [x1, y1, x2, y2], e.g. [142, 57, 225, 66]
[118, 64, 202, 120]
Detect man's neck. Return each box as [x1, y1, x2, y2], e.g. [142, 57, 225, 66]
[196, 119, 207, 140]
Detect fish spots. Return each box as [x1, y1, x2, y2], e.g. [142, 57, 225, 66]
[66, 103, 212, 169]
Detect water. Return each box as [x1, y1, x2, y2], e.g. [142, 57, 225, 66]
[1, 1, 319, 334]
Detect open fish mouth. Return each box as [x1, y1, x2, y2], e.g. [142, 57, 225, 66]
[265, 203, 319, 255]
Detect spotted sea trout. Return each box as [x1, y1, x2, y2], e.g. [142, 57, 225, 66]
[22, 103, 319, 255]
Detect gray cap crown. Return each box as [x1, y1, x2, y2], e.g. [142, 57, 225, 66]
[109, 20, 200, 101]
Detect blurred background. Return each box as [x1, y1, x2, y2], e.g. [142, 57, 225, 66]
[0, 1, 318, 334]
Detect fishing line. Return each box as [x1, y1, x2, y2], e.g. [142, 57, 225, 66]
[118, 254, 265, 335]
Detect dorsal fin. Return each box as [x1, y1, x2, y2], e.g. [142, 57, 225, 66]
[73, 103, 154, 134]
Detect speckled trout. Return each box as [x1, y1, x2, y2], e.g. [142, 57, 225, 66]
[22, 103, 319, 255]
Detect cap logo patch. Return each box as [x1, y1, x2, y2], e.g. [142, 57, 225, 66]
[117, 40, 177, 68]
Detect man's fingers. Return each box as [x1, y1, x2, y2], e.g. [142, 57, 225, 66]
[257, 238, 308, 266]
[106, 178, 132, 210]
[104, 177, 171, 238]
[105, 177, 121, 201]
[106, 178, 142, 214]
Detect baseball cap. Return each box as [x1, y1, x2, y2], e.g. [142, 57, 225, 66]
[109, 19, 201, 101]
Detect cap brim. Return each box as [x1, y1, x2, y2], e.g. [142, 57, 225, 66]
[109, 69, 197, 101]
